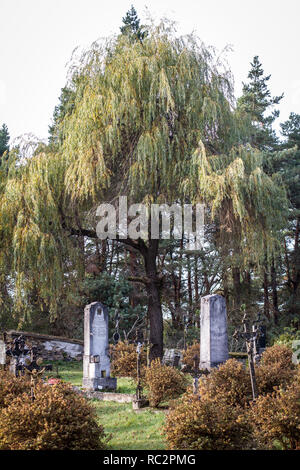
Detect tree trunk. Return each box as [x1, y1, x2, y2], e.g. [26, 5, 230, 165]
[171, 274, 181, 328]
[129, 250, 140, 308]
[244, 270, 251, 298]
[187, 255, 193, 324]
[270, 257, 279, 323]
[142, 239, 163, 360]
[194, 255, 199, 328]
[285, 216, 300, 318]
[66, 225, 164, 361]
[232, 267, 242, 309]
[263, 256, 270, 319]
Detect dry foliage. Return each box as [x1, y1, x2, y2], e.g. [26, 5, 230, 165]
[250, 370, 300, 450]
[182, 342, 200, 370]
[110, 341, 147, 380]
[165, 351, 300, 450]
[199, 359, 252, 407]
[0, 370, 31, 409]
[0, 381, 107, 450]
[144, 359, 188, 407]
[256, 344, 296, 395]
[165, 391, 252, 450]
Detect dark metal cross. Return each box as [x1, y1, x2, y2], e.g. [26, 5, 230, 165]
[113, 310, 120, 344]
[240, 313, 261, 400]
[135, 329, 144, 402]
[25, 366, 45, 402]
[5, 335, 30, 376]
[5, 335, 52, 377]
[192, 354, 200, 395]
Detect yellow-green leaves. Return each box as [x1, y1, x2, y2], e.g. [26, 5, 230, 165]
[0, 20, 289, 314]
[60, 26, 236, 205]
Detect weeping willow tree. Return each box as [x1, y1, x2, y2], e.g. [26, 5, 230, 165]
[0, 21, 288, 357]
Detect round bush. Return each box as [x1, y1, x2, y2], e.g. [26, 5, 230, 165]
[110, 341, 147, 380]
[0, 370, 31, 410]
[182, 342, 200, 371]
[260, 343, 294, 368]
[0, 381, 107, 450]
[256, 344, 296, 395]
[165, 391, 252, 450]
[144, 358, 188, 407]
[199, 359, 252, 407]
[250, 369, 300, 450]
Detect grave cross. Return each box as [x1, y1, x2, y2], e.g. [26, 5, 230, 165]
[113, 309, 120, 344]
[136, 342, 143, 401]
[5, 335, 30, 376]
[240, 313, 259, 400]
[135, 329, 144, 402]
[24, 359, 45, 402]
[192, 354, 201, 395]
[132, 329, 148, 410]
[5, 335, 52, 377]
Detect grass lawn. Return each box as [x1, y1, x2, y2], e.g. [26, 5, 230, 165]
[46, 360, 136, 393]
[46, 360, 83, 387]
[94, 401, 166, 450]
[46, 360, 167, 450]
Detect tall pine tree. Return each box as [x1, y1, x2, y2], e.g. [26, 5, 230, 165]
[237, 57, 284, 321]
[120, 5, 147, 42]
[279, 113, 300, 320]
[0, 123, 10, 158]
[238, 56, 283, 150]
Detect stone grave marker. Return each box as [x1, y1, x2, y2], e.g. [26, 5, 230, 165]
[83, 301, 117, 391]
[200, 294, 229, 371]
[162, 348, 182, 367]
[292, 340, 300, 365]
[0, 339, 6, 366]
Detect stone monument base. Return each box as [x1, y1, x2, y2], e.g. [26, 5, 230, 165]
[132, 397, 149, 410]
[199, 360, 226, 371]
[82, 377, 117, 391]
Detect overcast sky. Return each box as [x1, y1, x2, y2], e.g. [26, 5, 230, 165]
[0, 0, 299, 143]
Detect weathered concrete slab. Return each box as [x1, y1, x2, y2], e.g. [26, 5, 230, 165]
[76, 388, 134, 403]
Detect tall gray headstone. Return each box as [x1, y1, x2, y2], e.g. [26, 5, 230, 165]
[0, 339, 6, 366]
[200, 294, 229, 370]
[82, 302, 117, 391]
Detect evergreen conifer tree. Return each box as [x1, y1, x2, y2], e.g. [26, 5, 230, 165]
[120, 5, 147, 42]
[278, 113, 300, 318]
[238, 56, 283, 150]
[0, 123, 10, 157]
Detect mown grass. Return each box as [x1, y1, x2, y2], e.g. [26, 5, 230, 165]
[46, 360, 83, 386]
[93, 401, 166, 450]
[46, 360, 136, 393]
[45, 360, 167, 450]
